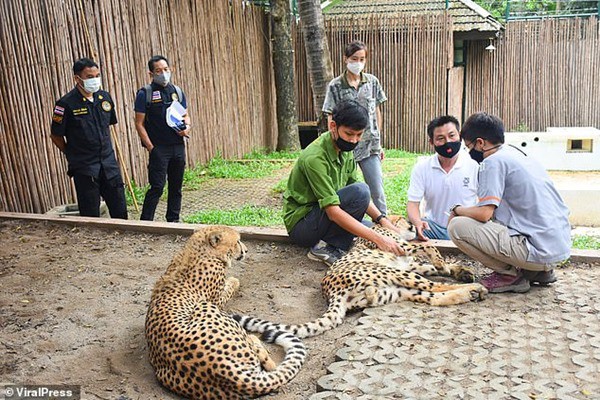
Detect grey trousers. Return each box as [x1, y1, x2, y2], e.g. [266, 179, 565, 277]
[448, 216, 556, 276]
[358, 154, 387, 215]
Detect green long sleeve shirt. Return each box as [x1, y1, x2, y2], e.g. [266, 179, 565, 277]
[283, 131, 359, 232]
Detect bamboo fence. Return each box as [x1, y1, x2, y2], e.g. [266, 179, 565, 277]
[465, 17, 600, 131]
[295, 15, 600, 152]
[295, 14, 453, 153]
[0, 0, 276, 214]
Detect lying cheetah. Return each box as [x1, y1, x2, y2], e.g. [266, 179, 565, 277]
[145, 226, 306, 399]
[234, 217, 487, 338]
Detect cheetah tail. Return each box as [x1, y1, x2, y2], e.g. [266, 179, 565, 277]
[236, 328, 307, 397]
[232, 300, 347, 338]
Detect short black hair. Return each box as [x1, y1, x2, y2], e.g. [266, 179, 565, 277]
[332, 100, 369, 131]
[148, 55, 169, 72]
[73, 58, 98, 75]
[345, 40, 367, 58]
[427, 115, 460, 140]
[461, 112, 505, 144]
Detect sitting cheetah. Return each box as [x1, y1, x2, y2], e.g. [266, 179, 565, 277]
[234, 217, 487, 338]
[145, 226, 306, 399]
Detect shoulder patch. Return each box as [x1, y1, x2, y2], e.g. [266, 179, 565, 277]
[53, 105, 64, 116]
[171, 92, 178, 102]
[52, 114, 63, 124]
[101, 101, 112, 112]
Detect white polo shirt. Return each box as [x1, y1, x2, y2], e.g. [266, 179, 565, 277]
[407, 150, 479, 228]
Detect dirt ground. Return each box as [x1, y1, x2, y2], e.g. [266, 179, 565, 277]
[0, 219, 359, 400]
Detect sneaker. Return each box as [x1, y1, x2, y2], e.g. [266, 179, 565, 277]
[522, 269, 557, 286]
[307, 244, 345, 266]
[480, 271, 531, 293]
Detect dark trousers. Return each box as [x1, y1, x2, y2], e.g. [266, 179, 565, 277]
[141, 144, 186, 222]
[73, 169, 128, 219]
[288, 182, 371, 251]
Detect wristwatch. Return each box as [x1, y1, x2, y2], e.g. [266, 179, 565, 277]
[374, 214, 387, 224]
[449, 204, 461, 215]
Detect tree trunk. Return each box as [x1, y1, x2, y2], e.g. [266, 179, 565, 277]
[271, 0, 300, 151]
[297, 0, 333, 124]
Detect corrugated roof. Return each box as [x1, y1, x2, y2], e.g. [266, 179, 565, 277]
[324, 0, 503, 33]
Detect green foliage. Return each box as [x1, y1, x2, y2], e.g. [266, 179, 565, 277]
[183, 205, 283, 227]
[383, 157, 418, 216]
[271, 177, 288, 195]
[182, 153, 290, 187]
[242, 148, 300, 160]
[572, 235, 600, 250]
[125, 180, 148, 207]
[474, 0, 597, 21]
[514, 122, 530, 132]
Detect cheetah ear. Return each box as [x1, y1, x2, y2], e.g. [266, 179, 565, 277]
[208, 232, 223, 248]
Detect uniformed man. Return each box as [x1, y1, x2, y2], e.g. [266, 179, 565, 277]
[134, 55, 190, 222]
[50, 58, 128, 219]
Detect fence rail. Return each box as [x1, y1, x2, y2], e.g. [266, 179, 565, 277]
[466, 17, 600, 131]
[0, 0, 276, 214]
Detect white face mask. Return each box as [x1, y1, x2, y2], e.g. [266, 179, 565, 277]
[81, 77, 102, 94]
[347, 61, 365, 76]
[153, 71, 171, 87]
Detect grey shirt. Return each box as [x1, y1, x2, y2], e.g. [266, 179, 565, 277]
[477, 145, 571, 264]
[322, 72, 387, 162]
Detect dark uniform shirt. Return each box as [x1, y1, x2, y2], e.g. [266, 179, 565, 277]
[51, 87, 120, 179]
[134, 83, 187, 146]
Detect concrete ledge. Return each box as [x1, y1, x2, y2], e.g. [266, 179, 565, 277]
[1, 212, 599, 263]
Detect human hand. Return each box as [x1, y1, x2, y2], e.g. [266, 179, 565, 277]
[415, 221, 430, 242]
[380, 150, 385, 161]
[374, 234, 406, 256]
[178, 125, 190, 138]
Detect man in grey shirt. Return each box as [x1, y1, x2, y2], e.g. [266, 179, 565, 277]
[447, 112, 571, 293]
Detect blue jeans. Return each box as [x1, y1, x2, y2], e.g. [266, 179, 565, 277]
[358, 154, 387, 215]
[289, 182, 371, 251]
[421, 217, 450, 240]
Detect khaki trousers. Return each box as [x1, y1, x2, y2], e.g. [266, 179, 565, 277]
[448, 217, 554, 276]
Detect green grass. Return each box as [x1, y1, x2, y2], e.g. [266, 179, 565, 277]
[125, 180, 148, 207]
[572, 235, 600, 250]
[383, 157, 418, 216]
[183, 205, 283, 227]
[129, 148, 421, 227]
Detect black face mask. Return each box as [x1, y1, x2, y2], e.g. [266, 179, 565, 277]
[333, 129, 358, 152]
[434, 141, 461, 159]
[469, 141, 502, 163]
[469, 148, 485, 163]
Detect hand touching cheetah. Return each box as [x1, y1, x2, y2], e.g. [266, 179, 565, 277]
[234, 218, 487, 338]
[145, 226, 306, 399]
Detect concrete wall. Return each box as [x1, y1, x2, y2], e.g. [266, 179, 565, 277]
[505, 128, 600, 171]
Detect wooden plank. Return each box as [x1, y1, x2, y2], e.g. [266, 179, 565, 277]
[2, 212, 599, 263]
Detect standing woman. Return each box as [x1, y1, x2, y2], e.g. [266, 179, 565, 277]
[322, 40, 388, 216]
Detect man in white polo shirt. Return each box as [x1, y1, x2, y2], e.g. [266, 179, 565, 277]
[448, 112, 571, 294]
[406, 115, 479, 240]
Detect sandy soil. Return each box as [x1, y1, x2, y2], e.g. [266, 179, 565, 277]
[0, 219, 358, 400]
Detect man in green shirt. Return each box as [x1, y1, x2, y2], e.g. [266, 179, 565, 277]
[284, 100, 406, 266]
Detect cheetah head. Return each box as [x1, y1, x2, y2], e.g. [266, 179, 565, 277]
[187, 225, 247, 263]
